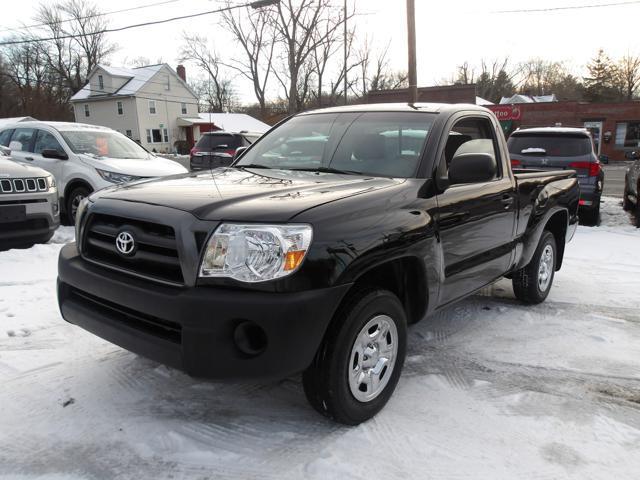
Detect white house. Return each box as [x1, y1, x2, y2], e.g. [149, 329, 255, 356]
[70, 64, 198, 152]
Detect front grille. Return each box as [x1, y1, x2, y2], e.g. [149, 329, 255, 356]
[0, 177, 49, 194]
[83, 213, 184, 285]
[68, 286, 182, 344]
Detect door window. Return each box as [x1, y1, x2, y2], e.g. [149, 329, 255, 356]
[34, 131, 64, 155]
[10, 128, 36, 152]
[0, 129, 13, 146]
[439, 117, 501, 183]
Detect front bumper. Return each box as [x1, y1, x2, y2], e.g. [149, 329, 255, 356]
[0, 190, 60, 247]
[57, 243, 351, 379]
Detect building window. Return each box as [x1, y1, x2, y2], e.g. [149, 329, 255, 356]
[165, 75, 171, 91]
[146, 128, 163, 143]
[84, 104, 90, 117]
[615, 121, 640, 148]
[125, 129, 132, 138]
[163, 128, 169, 143]
[117, 101, 123, 115]
[181, 102, 187, 115]
[98, 75, 104, 91]
[149, 100, 156, 115]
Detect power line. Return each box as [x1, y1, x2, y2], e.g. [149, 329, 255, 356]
[493, 0, 640, 14]
[0, 0, 181, 34]
[0, 0, 277, 46]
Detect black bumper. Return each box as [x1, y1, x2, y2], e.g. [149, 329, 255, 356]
[57, 243, 351, 380]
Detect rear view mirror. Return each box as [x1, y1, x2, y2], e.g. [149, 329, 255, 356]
[41, 149, 68, 160]
[598, 154, 609, 164]
[449, 153, 497, 185]
[233, 146, 248, 162]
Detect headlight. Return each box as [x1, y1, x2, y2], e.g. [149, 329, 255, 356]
[47, 175, 56, 189]
[200, 223, 313, 282]
[74, 197, 89, 241]
[96, 169, 141, 184]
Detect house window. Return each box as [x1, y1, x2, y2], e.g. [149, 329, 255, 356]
[117, 101, 123, 115]
[149, 100, 156, 115]
[181, 103, 187, 115]
[146, 129, 163, 143]
[125, 129, 132, 138]
[165, 75, 171, 91]
[163, 128, 169, 143]
[98, 75, 104, 91]
[615, 121, 640, 148]
[84, 104, 90, 117]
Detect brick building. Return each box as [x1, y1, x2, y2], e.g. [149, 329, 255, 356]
[367, 84, 476, 104]
[488, 101, 640, 162]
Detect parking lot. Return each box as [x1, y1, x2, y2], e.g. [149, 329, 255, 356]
[1, 197, 639, 479]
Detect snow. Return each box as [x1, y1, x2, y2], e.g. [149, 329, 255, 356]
[1, 199, 639, 479]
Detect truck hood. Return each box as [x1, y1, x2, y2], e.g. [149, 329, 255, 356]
[77, 153, 187, 177]
[0, 157, 50, 178]
[93, 167, 401, 222]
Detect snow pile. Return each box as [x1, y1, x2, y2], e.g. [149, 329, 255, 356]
[0, 205, 639, 479]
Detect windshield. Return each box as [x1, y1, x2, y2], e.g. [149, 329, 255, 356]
[236, 112, 434, 178]
[61, 130, 151, 159]
[508, 134, 593, 157]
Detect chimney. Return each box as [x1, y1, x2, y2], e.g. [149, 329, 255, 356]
[176, 64, 186, 82]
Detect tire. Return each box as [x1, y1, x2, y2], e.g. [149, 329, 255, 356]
[512, 230, 557, 305]
[303, 288, 407, 425]
[579, 203, 600, 226]
[65, 186, 91, 224]
[622, 184, 632, 211]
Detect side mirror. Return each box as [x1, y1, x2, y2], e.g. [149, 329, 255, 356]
[233, 146, 248, 162]
[448, 153, 497, 185]
[9, 140, 22, 152]
[598, 154, 609, 164]
[0, 145, 10, 157]
[41, 149, 68, 160]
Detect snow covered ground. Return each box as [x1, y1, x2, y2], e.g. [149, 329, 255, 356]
[1, 198, 639, 479]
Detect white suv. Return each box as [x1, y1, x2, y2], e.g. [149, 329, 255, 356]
[0, 121, 187, 222]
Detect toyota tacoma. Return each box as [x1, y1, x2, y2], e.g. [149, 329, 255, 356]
[57, 103, 580, 424]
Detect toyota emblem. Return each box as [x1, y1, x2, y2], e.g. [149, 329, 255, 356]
[115, 231, 136, 256]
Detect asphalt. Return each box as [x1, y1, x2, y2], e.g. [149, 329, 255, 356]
[603, 162, 631, 198]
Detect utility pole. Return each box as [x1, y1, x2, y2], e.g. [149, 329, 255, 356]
[343, 0, 348, 105]
[406, 0, 418, 103]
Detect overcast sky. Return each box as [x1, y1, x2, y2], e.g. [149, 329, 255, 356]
[3, 0, 640, 102]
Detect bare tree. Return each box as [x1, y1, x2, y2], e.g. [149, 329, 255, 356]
[179, 34, 236, 112]
[35, 0, 116, 94]
[616, 54, 640, 100]
[353, 39, 407, 98]
[220, 5, 276, 118]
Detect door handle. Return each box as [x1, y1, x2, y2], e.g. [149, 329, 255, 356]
[501, 195, 514, 208]
[24, 156, 34, 161]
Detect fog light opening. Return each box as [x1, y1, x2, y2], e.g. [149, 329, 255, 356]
[233, 321, 267, 356]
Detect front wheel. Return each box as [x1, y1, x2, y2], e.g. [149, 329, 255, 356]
[303, 288, 407, 425]
[622, 184, 632, 211]
[65, 186, 91, 224]
[512, 230, 557, 304]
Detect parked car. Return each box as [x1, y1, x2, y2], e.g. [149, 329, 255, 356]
[508, 127, 604, 225]
[0, 121, 187, 223]
[190, 131, 262, 171]
[623, 151, 640, 224]
[57, 103, 579, 425]
[0, 148, 59, 249]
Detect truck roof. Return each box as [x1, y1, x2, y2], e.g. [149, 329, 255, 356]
[512, 126, 590, 136]
[299, 102, 487, 116]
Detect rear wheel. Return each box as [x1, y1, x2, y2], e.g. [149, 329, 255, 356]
[512, 230, 557, 304]
[303, 288, 407, 425]
[580, 202, 600, 226]
[622, 183, 632, 211]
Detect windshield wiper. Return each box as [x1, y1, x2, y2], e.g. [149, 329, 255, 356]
[237, 163, 272, 169]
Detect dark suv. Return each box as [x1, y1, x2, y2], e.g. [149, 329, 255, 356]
[508, 127, 604, 225]
[190, 131, 262, 171]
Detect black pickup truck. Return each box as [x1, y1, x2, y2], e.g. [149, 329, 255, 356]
[57, 103, 579, 424]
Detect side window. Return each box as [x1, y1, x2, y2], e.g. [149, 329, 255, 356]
[10, 128, 36, 152]
[0, 129, 14, 146]
[439, 117, 501, 184]
[34, 130, 64, 155]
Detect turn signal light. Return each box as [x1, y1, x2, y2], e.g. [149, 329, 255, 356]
[284, 250, 306, 271]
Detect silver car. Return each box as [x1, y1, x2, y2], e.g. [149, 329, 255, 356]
[0, 147, 60, 248]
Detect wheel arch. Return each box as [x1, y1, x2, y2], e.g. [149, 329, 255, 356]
[544, 209, 568, 271]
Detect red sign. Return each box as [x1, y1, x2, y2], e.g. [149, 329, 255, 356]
[488, 105, 522, 121]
